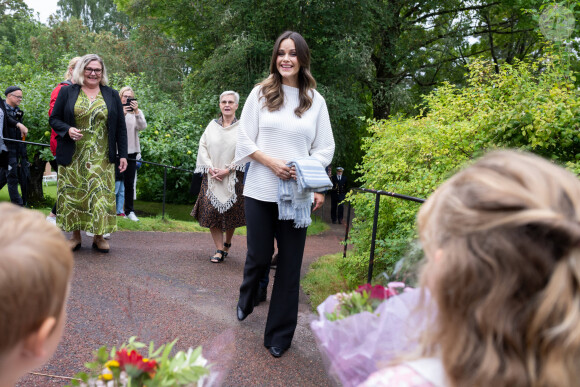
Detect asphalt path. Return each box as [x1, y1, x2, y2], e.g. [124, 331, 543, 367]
[17, 219, 349, 387]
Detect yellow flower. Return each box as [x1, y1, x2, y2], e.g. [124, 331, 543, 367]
[105, 360, 120, 369]
[99, 373, 113, 381]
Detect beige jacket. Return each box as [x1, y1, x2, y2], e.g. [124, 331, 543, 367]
[125, 110, 147, 154]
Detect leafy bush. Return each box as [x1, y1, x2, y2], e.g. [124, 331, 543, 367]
[344, 53, 580, 287]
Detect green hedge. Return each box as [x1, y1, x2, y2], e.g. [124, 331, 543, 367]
[343, 53, 580, 287]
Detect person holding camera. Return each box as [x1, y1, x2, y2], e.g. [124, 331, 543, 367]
[0, 86, 29, 206]
[119, 86, 147, 221]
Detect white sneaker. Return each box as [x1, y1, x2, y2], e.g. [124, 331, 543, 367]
[127, 212, 139, 221]
[87, 231, 111, 239]
[46, 215, 57, 225]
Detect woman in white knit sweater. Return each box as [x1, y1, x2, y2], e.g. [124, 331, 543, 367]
[234, 31, 335, 358]
[119, 86, 147, 221]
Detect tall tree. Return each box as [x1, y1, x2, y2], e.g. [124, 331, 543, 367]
[56, 0, 130, 36]
[0, 0, 43, 66]
[115, 0, 564, 170]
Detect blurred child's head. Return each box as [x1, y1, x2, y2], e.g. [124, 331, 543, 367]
[417, 150, 580, 386]
[0, 203, 73, 385]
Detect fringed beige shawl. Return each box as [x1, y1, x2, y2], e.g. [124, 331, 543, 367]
[195, 119, 245, 213]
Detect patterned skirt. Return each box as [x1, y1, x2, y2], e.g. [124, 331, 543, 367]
[191, 171, 245, 230]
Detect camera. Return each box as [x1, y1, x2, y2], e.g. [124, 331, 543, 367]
[123, 98, 137, 111]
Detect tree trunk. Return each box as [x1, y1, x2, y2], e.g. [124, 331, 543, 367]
[27, 153, 46, 205]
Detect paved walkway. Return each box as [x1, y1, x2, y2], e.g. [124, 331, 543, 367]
[17, 218, 349, 386]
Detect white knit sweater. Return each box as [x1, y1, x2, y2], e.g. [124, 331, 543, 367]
[235, 84, 335, 202]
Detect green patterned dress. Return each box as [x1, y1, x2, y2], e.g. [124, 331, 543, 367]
[56, 91, 116, 234]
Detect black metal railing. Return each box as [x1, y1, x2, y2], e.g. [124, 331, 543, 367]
[342, 188, 425, 283]
[3, 138, 194, 219]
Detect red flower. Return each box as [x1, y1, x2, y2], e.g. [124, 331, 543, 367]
[115, 348, 158, 374]
[356, 284, 396, 300]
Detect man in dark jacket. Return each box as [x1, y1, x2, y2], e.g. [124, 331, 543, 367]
[0, 86, 29, 206]
[0, 98, 10, 169]
[330, 166, 348, 224]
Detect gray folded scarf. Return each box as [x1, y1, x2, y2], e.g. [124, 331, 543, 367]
[278, 157, 332, 228]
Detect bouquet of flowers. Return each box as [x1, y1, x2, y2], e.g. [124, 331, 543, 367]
[69, 337, 212, 387]
[311, 282, 426, 387]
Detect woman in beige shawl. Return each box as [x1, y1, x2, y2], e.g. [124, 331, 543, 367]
[191, 91, 246, 262]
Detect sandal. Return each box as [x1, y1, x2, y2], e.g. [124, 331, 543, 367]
[210, 250, 226, 263]
[223, 242, 232, 258]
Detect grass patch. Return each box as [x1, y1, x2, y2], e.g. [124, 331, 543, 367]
[302, 252, 349, 310]
[306, 216, 329, 236]
[115, 215, 206, 232]
[133, 200, 196, 222]
[3, 184, 328, 235]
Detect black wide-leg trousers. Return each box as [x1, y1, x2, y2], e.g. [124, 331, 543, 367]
[123, 152, 138, 214]
[238, 197, 307, 350]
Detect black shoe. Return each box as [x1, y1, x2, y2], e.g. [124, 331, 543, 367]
[338, 220, 342, 224]
[268, 346, 285, 358]
[210, 250, 226, 263]
[254, 287, 267, 306]
[237, 305, 249, 321]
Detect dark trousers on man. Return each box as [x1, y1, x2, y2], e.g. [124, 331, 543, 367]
[0, 156, 23, 206]
[331, 193, 345, 224]
[123, 153, 138, 214]
[238, 197, 307, 350]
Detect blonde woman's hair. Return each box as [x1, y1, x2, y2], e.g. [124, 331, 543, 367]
[63, 56, 81, 81]
[0, 203, 73, 355]
[417, 150, 580, 387]
[259, 31, 316, 118]
[71, 54, 109, 86]
[119, 86, 134, 99]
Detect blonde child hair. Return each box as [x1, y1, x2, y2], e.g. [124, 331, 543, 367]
[417, 150, 580, 387]
[0, 203, 73, 385]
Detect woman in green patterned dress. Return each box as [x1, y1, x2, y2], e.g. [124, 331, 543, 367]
[49, 54, 128, 253]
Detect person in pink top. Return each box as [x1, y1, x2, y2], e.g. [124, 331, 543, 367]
[362, 150, 580, 387]
[46, 57, 81, 224]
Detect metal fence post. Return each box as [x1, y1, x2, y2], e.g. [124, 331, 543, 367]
[367, 192, 381, 284]
[162, 167, 167, 220]
[343, 201, 352, 258]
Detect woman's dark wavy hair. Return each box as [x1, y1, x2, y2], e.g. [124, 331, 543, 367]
[259, 31, 316, 117]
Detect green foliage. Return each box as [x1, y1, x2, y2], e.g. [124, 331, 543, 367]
[0, 65, 62, 153]
[110, 74, 214, 203]
[345, 52, 580, 284]
[56, 0, 130, 35]
[301, 253, 349, 311]
[115, 0, 569, 182]
[0, 0, 43, 66]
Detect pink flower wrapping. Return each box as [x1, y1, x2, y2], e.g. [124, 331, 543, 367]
[311, 288, 426, 387]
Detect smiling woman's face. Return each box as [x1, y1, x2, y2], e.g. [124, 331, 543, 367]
[276, 38, 300, 87]
[83, 60, 102, 88]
